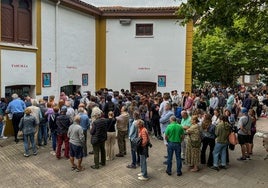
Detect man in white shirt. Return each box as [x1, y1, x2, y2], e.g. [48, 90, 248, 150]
[209, 92, 219, 116]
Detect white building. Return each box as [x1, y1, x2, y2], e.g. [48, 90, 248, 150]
[0, 0, 193, 101]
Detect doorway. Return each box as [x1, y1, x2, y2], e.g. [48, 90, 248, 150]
[60, 85, 80, 96]
[130, 82, 156, 93]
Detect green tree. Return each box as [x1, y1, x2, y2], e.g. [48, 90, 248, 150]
[178, 0, 268, 40]
[178, 0, 268, 86]
[193, 27, 239, 86]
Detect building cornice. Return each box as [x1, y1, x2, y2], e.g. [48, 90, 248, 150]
[49, 0, 102, 17]
[100, 6, 179, 18]
[48, 0, 180, 18]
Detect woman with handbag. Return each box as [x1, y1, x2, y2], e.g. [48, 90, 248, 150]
[186, 115, 201, 172]
[19, 107, 37, 157]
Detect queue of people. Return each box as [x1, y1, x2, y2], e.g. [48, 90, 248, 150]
[1, 85, 266, 180]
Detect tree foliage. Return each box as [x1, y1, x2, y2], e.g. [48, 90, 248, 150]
[178, 0, 268, 86]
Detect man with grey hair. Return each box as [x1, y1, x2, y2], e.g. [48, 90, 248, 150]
[66, 100, 75, 121]
[6, 93, 26, 143]
[68, 115, 85, 172]
[78, 107, 90, 157]
[180, 110, 191, 160]
[165, 115, 184, 176]
[90, 110, 107, 169]
[159, 103, 174, 164]
[87, 102, 102, 155]
[89, 102, 102, 123]
[116, 106, 130, 157]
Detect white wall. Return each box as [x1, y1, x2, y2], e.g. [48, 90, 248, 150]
[41, 1, 57, 97]
[1, 50, 36, 96]
[41, 1, 96, 99]
[106, 19, 186, 93]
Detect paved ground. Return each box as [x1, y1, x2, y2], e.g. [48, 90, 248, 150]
[1, 117, 268, 188]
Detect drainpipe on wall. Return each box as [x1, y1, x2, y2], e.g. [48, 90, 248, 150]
[55, 0, 60, 96]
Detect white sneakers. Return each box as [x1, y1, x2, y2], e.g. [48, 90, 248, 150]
[0, 136, 8, 139]
[137, 173, 149, 181]
[138, 176, 149, 181]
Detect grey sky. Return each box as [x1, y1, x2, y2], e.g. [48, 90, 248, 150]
[83, 0, 185, 7]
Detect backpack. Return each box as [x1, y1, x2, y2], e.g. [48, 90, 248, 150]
[39, 105, 48, 124]
[113, 104, 121, 117]
[49, 113, 59, 131]
[107, 101, 115, 112]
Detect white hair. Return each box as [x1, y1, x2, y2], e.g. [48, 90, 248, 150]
[31, 99, 39, 106]
[12, 93, 18, 99]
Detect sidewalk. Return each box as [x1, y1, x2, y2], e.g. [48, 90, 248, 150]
[0, 117, 268, 188]
[256, 116, 268, 133]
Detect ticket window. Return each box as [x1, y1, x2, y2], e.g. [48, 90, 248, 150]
[4, 85, 34, 136]
[5, 85, 33, 100]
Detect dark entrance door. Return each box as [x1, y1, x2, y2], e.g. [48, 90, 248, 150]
[5, 85, 31, 99]
[130, 82, 156, 93]
[60, 85, 80, 96]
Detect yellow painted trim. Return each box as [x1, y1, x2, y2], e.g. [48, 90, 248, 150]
[0, 1, 2, 96]
[0, 50, 1, 96]
[36, 0, 42, 95]
[0, 45, 37, 52]
[95, 18, 106, 90]
[184, 20, 193, 92]
[0, 1, 1, 41]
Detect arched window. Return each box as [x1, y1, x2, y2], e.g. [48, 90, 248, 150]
[1, 0, 32, 44]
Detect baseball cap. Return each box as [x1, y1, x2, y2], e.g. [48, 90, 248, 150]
[61, 105, 67, 112]
[241, 107, 248, 114]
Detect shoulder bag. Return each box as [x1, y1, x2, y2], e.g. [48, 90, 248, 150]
[229, 132, 238, 145]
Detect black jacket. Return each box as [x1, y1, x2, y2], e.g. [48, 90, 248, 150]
[56, 114, 71, 134]
[90, 118, 107, 145]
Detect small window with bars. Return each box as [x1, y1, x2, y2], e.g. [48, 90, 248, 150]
[136, 24, 153, 36]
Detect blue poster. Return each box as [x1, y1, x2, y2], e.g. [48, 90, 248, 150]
[158, 75, 166, 87]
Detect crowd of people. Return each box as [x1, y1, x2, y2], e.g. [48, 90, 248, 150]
[0, 85, 267, 180]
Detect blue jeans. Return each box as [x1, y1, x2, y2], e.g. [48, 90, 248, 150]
[213, 142, 228, 167]
[130, 141, 140, 166]
[128, 118, 134, 135]
[51, 130, 57, 151]
[0, 122, 3, 136]
[38, 123, 48, 145]
[140, 154, 148, 178]
[23, 133, 37, 155]
[167, 142, 182, 174]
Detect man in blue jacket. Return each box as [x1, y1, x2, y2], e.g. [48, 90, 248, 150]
[159, 103, 174, 164]
[6, 93, 26, 143]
